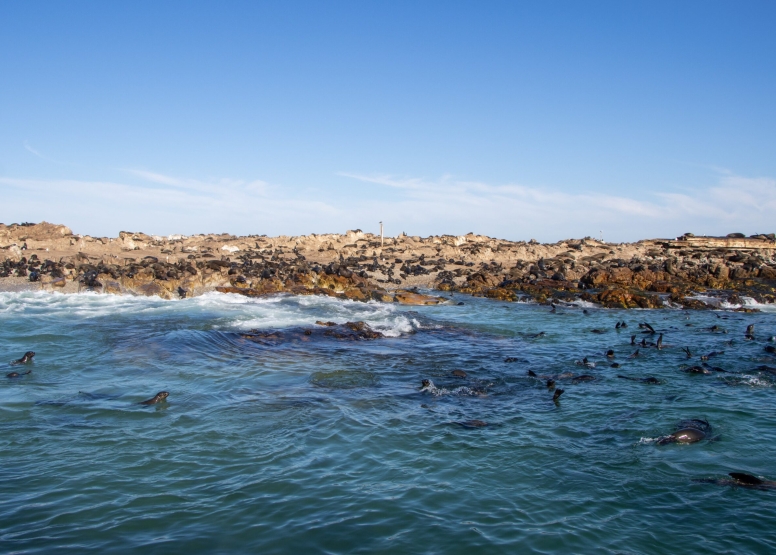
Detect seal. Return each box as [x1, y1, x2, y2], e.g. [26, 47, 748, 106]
[7, 369, 31, 378]
[695, 472, 776, 491]
[617, 375, 660, 384]
[683, 365, 711, 374]
[456, 419, 488, 428]
[451, 370, 467, 378]
[11, 351, 35, 365]
[657, 418, 712, 445]
[575, 357, 596, 368]
[553, 388, 564, 401]
[140, 391, 169, 405]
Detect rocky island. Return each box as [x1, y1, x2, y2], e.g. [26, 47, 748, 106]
[1, 222, 775, 309]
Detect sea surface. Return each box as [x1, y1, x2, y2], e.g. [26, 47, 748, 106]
[1, 290, 776, 554]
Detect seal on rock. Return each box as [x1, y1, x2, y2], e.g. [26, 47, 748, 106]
[140, 391, 169, 405]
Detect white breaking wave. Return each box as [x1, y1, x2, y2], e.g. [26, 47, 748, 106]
[0, 290, 421, 337]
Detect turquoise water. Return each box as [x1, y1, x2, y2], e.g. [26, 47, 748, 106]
[1, 290, 776, 554]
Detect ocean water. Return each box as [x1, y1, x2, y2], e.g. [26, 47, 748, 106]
[1, 290, 776, 554]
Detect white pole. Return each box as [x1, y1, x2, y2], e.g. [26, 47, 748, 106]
[380, 221, 384, 247]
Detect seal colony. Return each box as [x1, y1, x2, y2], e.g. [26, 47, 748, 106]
[1, 222, 776, 309]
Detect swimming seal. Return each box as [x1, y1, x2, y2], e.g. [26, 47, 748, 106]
[695, 472, 776, 491]
[457, 419, 488, 428]
[553, 388, 564, 401]
[140, 391, 169, 405]
[11, 351, 35, 365]
[657, 419, 712, 445]
[451, 370, 467, 378]
[683, 365, 712, 374]
[617, 375, 660, 384]
[7, 369, 31, 378]
[575, 357, 595, 368]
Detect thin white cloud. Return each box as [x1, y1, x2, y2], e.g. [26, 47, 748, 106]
[22, 140, 59, 163]
[123, 168, 273, 198]
[0, 174, 340, 237]
[339, 171, 776, 240]
[2, 169, 774, 241]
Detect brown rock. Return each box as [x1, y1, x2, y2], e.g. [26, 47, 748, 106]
[485, 288, 518, 301]
[102, 280, 122, 295]
[137, 281, 171, 299]
[393, 291, 447, 305]
[759, 266, 776, 280]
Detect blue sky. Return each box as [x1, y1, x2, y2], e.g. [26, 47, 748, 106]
[1, 1, 775, 241]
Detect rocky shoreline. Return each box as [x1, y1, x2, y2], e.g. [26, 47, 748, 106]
[2, 222, 775, 310]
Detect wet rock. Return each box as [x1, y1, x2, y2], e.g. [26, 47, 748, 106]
[393, 290, 447, 305]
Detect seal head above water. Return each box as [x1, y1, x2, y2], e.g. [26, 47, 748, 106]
[140, 391, 169, 405]
[11, 351, 35, 365]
